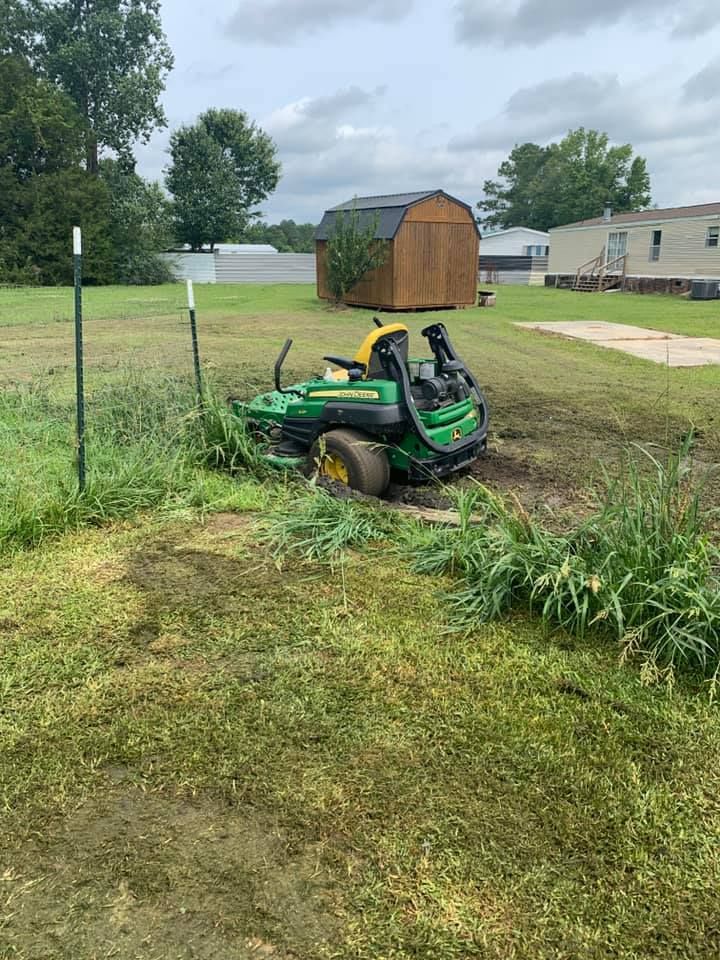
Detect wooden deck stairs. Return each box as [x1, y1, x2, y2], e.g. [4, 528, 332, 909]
[573, 248, 627, 292]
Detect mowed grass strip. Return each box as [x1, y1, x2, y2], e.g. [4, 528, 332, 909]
[0, 284, 718, 505]
[1, 511, 720, 958]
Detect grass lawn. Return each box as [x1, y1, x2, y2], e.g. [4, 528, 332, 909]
[1, 283, 720, 958]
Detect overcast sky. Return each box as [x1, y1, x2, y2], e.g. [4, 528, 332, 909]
[134, 0, 720, 224]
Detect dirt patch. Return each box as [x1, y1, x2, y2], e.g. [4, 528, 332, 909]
[201, 512, 255, 536]
[125, 540, 252, 604]
[0, 788, 338, 960]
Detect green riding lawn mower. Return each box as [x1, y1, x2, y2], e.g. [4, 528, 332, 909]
[231, 319, 489, 496]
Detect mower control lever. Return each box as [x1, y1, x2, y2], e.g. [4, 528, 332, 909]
[274, 338, 303, 396]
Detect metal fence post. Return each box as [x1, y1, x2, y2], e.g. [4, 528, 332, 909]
[73, 226, 86, 491]
[186, 279, 203, 400]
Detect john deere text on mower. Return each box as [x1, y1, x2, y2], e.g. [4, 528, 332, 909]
[231, 319, 489, 496]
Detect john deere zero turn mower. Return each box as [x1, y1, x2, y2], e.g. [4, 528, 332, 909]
[231, 319, 489, 496]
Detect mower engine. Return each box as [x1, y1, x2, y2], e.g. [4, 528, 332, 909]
[410, 360, 470, 411]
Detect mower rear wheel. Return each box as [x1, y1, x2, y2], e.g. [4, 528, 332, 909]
[309, 428, 390, 496]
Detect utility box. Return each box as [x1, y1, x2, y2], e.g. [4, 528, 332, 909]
[690, 280, 719, 300]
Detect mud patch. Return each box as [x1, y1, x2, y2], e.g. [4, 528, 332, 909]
[1, 788, 338, 960]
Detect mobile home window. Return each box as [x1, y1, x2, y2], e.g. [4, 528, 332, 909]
[649, 230, 662, 262]
[607, 231, 628, 262]
[706, 226, 720, 248]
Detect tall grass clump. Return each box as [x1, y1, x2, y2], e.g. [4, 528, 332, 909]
[264, 487, 397, 562]
[0, 372, 275, 554]
[430, 443, 720, 673]
[190, 392, 270, 477]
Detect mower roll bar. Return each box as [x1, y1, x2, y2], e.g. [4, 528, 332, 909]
[274, 338, 303, 396]
[421, 323, 486, 400]
[373, 326, 489, 457]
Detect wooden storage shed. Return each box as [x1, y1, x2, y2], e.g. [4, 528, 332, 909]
[315, 190, 480, 310]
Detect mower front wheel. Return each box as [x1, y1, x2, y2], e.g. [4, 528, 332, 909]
[309, 428, 390, 497]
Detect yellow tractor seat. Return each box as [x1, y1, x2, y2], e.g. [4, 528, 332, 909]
[353, 323, 409, 375]
[325, 323, 410, 382]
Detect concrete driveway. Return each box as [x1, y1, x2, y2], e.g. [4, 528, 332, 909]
[515, 320, 720, 367]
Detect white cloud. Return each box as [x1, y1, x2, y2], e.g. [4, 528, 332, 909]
[683, 57, 720, 102]
[226, 0, 414, 45]
[263, 86, 387, 154]
[450, 70, 720, 152]
[453, 0, 720, 46]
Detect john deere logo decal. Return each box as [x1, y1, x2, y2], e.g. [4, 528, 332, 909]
[307, 389, 380, 400]
[452, 428, 463, 441]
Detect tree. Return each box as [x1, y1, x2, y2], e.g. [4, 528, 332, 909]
[0, 0, 36, 56]
[35, 0, 173, 173]
[100, 158, 173, 283]
[243, 219, 316, 252]
[16, 167, 113, 283]
[0, 52, 112, 284]
[325, 206, 387, 303]
[478, 129, 651, 232]
[166, 109, 280, 251]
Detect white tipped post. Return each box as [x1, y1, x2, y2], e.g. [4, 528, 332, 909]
[186, 279, 202, 400]
[73, 226, 86, 490]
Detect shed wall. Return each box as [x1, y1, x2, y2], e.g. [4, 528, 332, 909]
[549, 214, 720, 278]
[394, 221, 478, 306]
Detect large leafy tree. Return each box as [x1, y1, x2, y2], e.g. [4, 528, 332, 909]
[100, 158, 173, 283]
[35, 0, 173, 172]
[478, 128, 651, 231]
[0, 52, 113, 284]
[166, 109, 281, 251]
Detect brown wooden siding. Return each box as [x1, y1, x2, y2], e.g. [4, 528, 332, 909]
[403, 195, 473, 224]
[393, 221, 478, 307]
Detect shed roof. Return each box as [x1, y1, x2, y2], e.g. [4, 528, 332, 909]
[315, 189, 479, 240]
[554, 202, 720, 230]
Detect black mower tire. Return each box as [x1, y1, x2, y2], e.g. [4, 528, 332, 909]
[309, 428, 390, 497]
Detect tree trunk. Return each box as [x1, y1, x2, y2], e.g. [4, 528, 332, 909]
[86, 135, 99, 175]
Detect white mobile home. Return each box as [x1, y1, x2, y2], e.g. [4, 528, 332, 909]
[478, 226, 550, 285]
[480, 227, 550, 257]
[548, 202, 720, 293]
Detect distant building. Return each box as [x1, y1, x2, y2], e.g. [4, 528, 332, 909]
[478, 226, 550, 286]
[548, 203, 720, 294]
[480, 227, 550, 257]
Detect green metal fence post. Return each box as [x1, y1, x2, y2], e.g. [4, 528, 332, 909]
[187, 279, 203, 400]
[73, 226, 86, 491]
